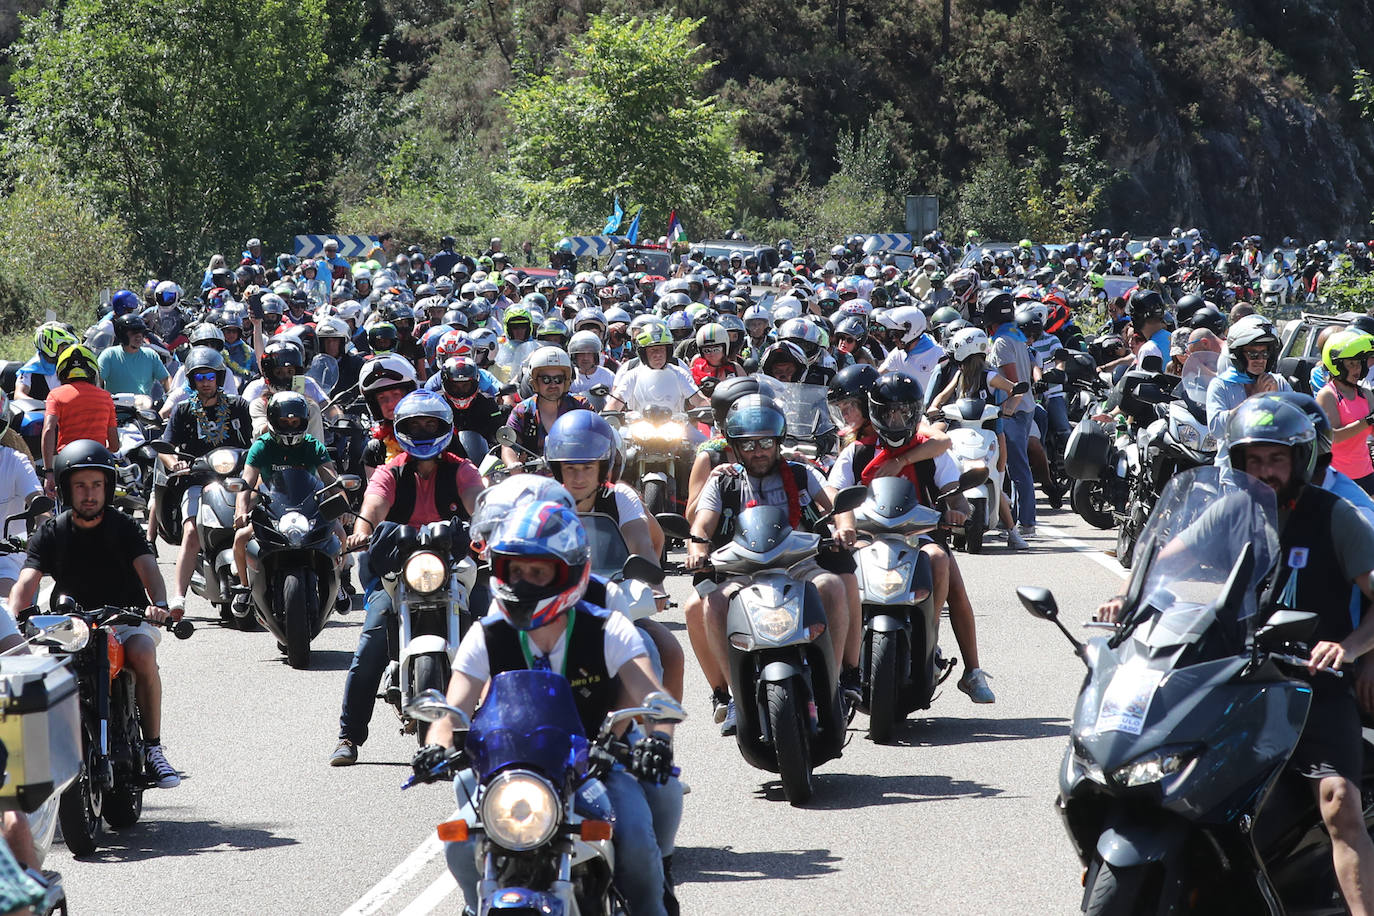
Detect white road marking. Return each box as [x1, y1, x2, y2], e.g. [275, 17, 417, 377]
[339, 813, 455, 916]
[1036, 523, 1129, 582]
[397, 873, 459, 916]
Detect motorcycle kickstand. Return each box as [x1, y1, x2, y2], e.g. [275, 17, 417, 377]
[935, 654, 959, 687]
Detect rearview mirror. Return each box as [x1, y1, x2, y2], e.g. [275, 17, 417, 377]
[589, 384, 611, 398]
[642, 691, 687, 725]
[1016, 586, 1060, 621]
[148, 440, 176, 456]
[956, 465, 989, 493]
[1011, 381, 1031, 396]
[1256, 609, 1319, 649]
[495, 426, 517, 447]
[830, 485, 868, 514]
[621, 554, 665, 586]
[23, 494, 53, 517]
[655, 513, 691, 540]
[25, 615, 89, 653]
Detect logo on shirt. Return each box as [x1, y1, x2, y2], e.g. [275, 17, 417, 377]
[1288, 547, 1309, 569]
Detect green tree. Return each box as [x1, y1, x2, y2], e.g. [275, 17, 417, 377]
[785, 117, 906, 246]
[7, 0, 354, 277]
[502, 13, 758, 233]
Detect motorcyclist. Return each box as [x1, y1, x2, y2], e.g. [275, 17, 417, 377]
[685, 394, 855, 734]
[316, 316, 366, 396]
[358, 355, 420, 475]
[218, 311, 257, 384]
[605, 325, 707, 414]
[433, 357, 503, 461]
[244, 342, 330, 443]
[330, 389, 484, 766]
[1315, 329, 1374, 494]
[424, 500, 683, 916]
[1098, 399, 1374, 915]
[1205, 314, 1290, 438]
[877, 306, 943, 393]
[97, 315, 170, 398]
[41, 344, 116, 498]
[502, 347, 588, 470]
[10, 439, 182, 788]
[157, 347, 253, 613]
[568, 330, 616, 397]
[689, 322, 742, 386]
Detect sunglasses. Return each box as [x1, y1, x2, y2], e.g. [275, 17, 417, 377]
[191, 371, 219, 383]
[735, 437, 777, 452]
[1240, 347, 1271, 359]
[701, 344, 725, 354]
[536, 373, 567, 385]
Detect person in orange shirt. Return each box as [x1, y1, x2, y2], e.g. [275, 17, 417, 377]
[42, 344, 117, 496]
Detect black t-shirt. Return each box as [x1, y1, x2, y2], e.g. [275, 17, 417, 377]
[24, 509, 152, 611]
[163, 395, 253, 457]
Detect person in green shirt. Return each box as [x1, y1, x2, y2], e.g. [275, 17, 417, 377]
[230, 391, 339, 614]
[97, 314, 170, 396]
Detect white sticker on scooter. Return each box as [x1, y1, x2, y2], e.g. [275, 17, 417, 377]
[1095, 665, 1164, 736]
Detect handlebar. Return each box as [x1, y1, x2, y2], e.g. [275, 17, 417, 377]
[17, 604, 194, 640]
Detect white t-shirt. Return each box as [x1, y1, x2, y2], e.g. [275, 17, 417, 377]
[879, 338, 944, 395]
[606, 482, 646, 523]
[570, 366, 616, 396]
[828, 442, 959, 491]
[453, 608, 647, 683]
[0, 448, 40, 539]
[611, 364, 697, 412]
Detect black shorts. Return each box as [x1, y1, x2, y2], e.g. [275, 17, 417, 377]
[1289, 683, 1364, 784]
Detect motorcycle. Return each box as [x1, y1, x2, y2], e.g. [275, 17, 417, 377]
[403, 677, 686, 916]
[581, 512, 662, 622]
[110, 393, 162, 514]
[14, 603, 193, 857]
[607, 403, 711, 517]
[1260, 261, 1293, 312]
[672, 485, 867, 804]
[851, 476, 964, 742]
[232, 468, 358, 668]
[1016, 464, 1365, 915]
[376, 519, 478, 743]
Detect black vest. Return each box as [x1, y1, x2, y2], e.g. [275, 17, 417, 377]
[483, 603, 616, 738]
[711, 462, 818, 548]
[591, 484, 620, 523]
[1271, 486, 1359, 647]
[384, 455, 470, 524]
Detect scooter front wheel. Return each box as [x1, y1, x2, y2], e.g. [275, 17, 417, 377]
[1084, 857, 1165, 915]
[866, 631, 903, 744]
[766, 680, 813, 805]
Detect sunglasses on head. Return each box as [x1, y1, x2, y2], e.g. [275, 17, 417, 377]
[736, 437, 777, 452]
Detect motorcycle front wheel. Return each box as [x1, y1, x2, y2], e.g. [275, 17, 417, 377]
[1084, 857, 1170, 915]
[283, 571, 314, 669]
[410, 653, 450, 745]
[766, 679, 813, 806]
[1071, 480, 1116, 530]
[866, 631, 904, 744]
[58, 729, 101, 856]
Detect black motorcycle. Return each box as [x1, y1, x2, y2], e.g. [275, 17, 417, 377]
[233, 468, 358, 668]
[1018, 465, 1368, 915]
[16, 603, 192, 856]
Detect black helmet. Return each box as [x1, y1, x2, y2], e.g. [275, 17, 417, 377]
[828, 363, 879, 407]
[1189, 304, 1226, 336]
[868, 371, 924, 448]
[1014, 307, 1043, 337]
[266, 392, 312, 446]
[1224, 397, 1317, 490]
[113, 313, 149, 345]
[1174, 293, 1205, 325]
[710, 375, 763, 429]
[367, 322, 399, 353]
[54, 439, 118, 511]
[979, 291, 1014, 327]
[723, 394, 787, 442]
[1256, 391, 1332, 470]
[184, 346, 227, 389]
[1128, 289, 1166, 326]
[1350, 314, 1374, 338]
[260, 341, 303, 389]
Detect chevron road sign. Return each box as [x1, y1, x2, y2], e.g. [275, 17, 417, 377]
[294, 234, 380, 258]
[864, 233, 915, 251]
[562, 235, 617, 258]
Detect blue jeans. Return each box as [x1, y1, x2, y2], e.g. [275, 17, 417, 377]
[338, 585, 393, 745]
[445, 762, 682, 915]
[1045, 396, 1071, 438]
[1003, 409, 1036, 527]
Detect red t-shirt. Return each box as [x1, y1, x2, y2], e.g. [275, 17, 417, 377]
[45, 382, 115, 450]
[364, 452, 482, 526]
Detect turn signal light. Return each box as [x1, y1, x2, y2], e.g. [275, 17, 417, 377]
[436, 820, 469, 842]
[579, 820, 613, 842]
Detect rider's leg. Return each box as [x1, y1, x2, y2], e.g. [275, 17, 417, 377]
[232, 524, 252, 586]
[685, 590, 726, 692]
[701, 587, 733, 681]
[920, 543, 950, 630]
[337, 585, 393, 747]
[443, 769, 482, 912]
[637, 619, 684, 701]
[841, 572, 862, 670]
[1318, 774, 1374, 915]
[0, 813, 36, 870]
[123, 632, 162, 740]
[174, 518, 199, 604]
[601, 769, 668, 916]
[812, 572, 848, 663]
[944, 551, 981, 672]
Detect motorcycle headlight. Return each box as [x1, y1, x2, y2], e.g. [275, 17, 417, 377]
[628, 420, 656, 441]
[1172, 420, 1200, 449]
[1111, 747, 1198, 788]
[1200, 433, 1220, 453]
[403, 551, 447, 594]
[207, 448, 239, 475]
[480, 770, 560, 851]
[280, 511, 311, 546]
[657, 421, 685, 442]
[750, 600, 801, 641]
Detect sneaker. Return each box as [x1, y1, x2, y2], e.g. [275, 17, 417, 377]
[145, 745, 181, 788]
[231, 585, 252, 617]
[710, 688, 731, 725]
[1006, 530, 1029, 550]
[329, 739, 358, 767]
[957, 668, 996, 704]
[169, 595, 185, 614]
[1018, 525, 1037, 538]
[1046, 482, 1064, 510]
[719, 701, 737, 737]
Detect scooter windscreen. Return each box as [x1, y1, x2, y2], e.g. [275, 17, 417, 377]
[1122, 466, 1279, 646]
[854, 477, 942, 535]
[581, 513, 630, 580]
[714, 505, 819, 570]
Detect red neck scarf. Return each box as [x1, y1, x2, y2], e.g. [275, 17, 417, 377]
[741, 460, 802, 528]
[859, 432, 929, 495]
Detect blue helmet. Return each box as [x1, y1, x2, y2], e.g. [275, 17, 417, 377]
[545, 411, 618, 478]
[392, 389, 453, 460]
[488, 501, 591, 630]
[111, 288, 141, 317]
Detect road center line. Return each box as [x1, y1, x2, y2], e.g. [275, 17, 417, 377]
[1036, 523, 1129, 582]
[339, 812, 455, 916]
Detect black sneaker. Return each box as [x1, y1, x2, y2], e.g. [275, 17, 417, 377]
[145, 745, 181, 788]
[231, 585, 252, 617]
[710, 688, 731, 725]
[839, 666, 863, 704]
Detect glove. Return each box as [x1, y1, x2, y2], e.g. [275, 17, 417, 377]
[629, 733, 674, 785]
[411, 744, 458, 782]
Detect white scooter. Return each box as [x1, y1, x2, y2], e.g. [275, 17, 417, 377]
[940, 396, 1002, 553]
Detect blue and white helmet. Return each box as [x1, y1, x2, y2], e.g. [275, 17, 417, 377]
[487, 501, 591, 631]
[392, 389, 453, 460]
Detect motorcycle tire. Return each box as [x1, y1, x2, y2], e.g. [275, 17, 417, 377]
[1116, 517, 1136, 570]
[867, 631, 903, 744]
[1071, 480, 1116, 530]
[643, 478, 671, 519]
[411, 653, 450, 746]
[102, 783, 143, 831]
[283, 571, 313, 669]
[58, 732, 101, 856]
[766, 679, 813, 806]
[965, 499, 986, 554]
[1084, 857, 1158, 915]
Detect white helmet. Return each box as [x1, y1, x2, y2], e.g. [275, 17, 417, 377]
[316, 316, 350, 340]
[772, 298, 803, 327]
[336, 301, 362, 324]
[359, 354, 418, 393]
[887, 306, 928, 345]
[1226, 313, 1277, 350]
[568, 330, 602, 358]
[476, 280, 499, 298]
[154, 280, 183, 307]
[949, 327, 990, 362]
[526, 345, 573, 377]
[778, 318, 822, 366]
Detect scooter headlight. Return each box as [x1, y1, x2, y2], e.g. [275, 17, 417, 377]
[480, 770, 560, 851]
[403, 551, 447, 594]
[871, 566, 908, 597]
[280, 511, 311, 546]
[207, 448, 239, 475]
[1111, 746, 1199, 788]
[750, 600, 801, 642]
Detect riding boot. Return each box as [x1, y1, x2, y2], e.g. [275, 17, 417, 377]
[663, 855, 679, 916]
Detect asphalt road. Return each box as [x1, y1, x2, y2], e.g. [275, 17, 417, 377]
[44, 497, 1127, 915]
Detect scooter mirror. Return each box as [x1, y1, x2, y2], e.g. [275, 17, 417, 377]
[621, 554, 665, 586]
[831, 485, 868, 515]
[26, 615, 89, 653]
[495, 426, 518, 447]
[1010, 381, 1031, 396]
[23, 494, 54, 517]
[223, 477, 247, 493]
[953, 465, 989, 494]
[589, 385, 611, 398]
[1255, 609, 1319, 649]
[403, 688, 472, 728]
[655, 513, 691, 540]
[147, 440, 177, 456]
[1016, 586, 1060, 621]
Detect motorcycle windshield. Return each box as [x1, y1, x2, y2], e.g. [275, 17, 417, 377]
[768, 382, 836, 439]
[263, 467, 323, 511]
[1125, 467, 1279, 650]
[632, 368, 688, 413]
[1261, 262, 1283, 280]
[307, 354, 339, 393]
[1177, 351, 1217, 410]
[466, 670, 590, 781]
[581, 512, 630, 579]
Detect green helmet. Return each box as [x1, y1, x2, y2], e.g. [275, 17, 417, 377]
[504, 304, 533, 336]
